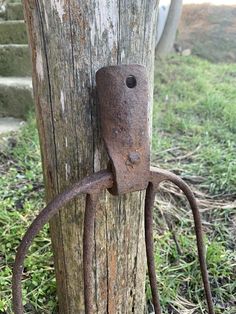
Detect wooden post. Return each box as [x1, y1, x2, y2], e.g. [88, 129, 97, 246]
[22, 1, 158, 312]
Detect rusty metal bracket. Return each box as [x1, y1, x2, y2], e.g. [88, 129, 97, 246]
[12, 65, 215, 314]
[96, 65, 150, 195]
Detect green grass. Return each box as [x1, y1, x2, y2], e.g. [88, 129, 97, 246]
[149, 55, 236, 313]
[152, 56, 236, 195]
[0, 117, 57, 313]
[0, 56, 236, 313]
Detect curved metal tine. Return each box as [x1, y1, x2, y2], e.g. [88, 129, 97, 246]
[83, 193, 99, 314]
[12, 170, 113, 314]
[150, 167, 215, 314]
[145, 182, 162, 314]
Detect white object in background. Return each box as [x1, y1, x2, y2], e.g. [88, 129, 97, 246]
[156, 0, 171, 44]
[0, 117, 25, 134]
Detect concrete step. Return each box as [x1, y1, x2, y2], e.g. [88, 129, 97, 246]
[0, 6, 5, 19]
[0, 77, 33, 119]
[5, 3, 24, 20]
[0, 20, 27, 44]
[0, 44, 31, 76]
[0, 116, 25, 134]
[0, 11, 5, 20]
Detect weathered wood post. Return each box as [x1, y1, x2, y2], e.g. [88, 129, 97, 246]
[22, 1, 158, 312]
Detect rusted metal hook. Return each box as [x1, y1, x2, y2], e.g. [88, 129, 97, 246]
[145, 167, 215, 314]
[12, 64, 215, 314]
[12, 170, 113, 313]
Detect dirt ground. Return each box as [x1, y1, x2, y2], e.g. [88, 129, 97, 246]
[177, 4, 236, 62]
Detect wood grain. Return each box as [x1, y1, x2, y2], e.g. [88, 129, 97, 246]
[22, 1, 158, 312]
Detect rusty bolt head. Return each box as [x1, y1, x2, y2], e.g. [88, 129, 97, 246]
[128, 152, 141, 165]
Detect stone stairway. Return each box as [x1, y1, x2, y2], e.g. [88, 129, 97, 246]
[0, 0, 32, 133]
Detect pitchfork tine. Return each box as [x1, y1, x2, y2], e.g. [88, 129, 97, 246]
[145, 182, 162, 314]
[150, 168, 215, 314]
[12, 170, 113, 314]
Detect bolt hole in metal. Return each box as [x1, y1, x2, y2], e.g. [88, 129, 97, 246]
[126, 75, 137, 88]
